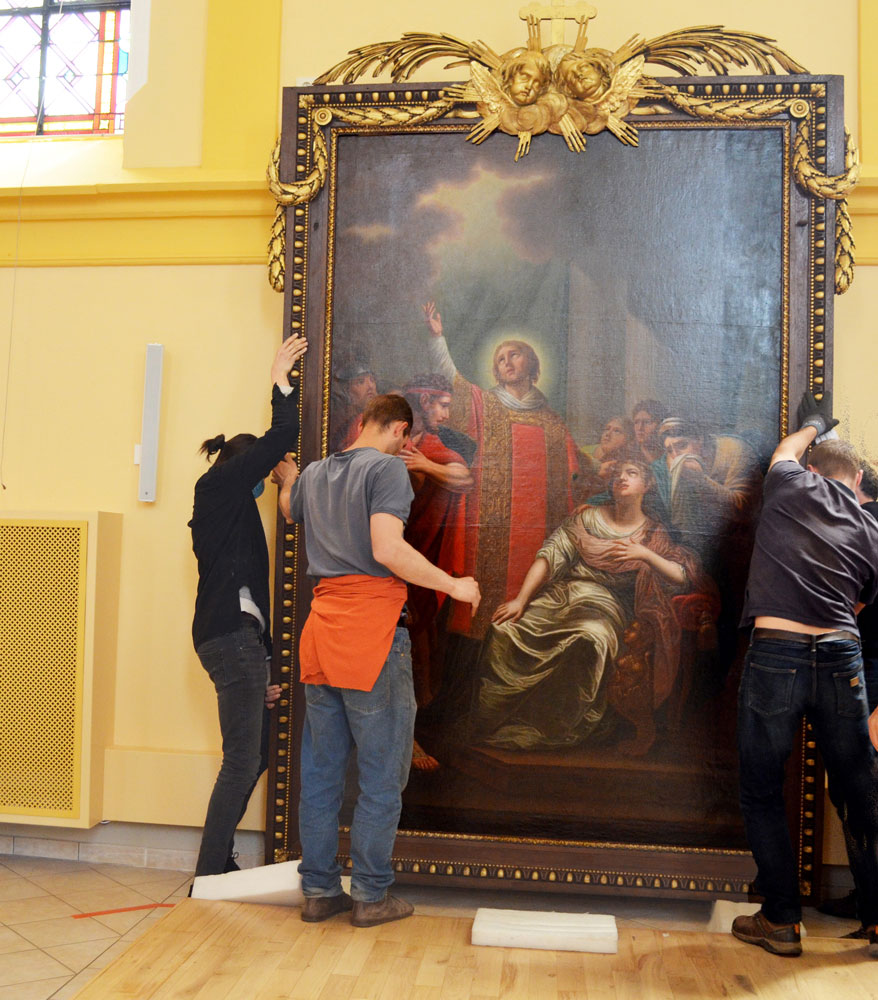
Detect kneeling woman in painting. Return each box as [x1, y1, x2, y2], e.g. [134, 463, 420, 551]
[188, 335, 307, 876]
[474, 460, 706, 754]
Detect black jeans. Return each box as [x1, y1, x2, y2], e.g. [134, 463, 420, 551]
[737, 636, 878, 925]
[194, 615, 270, 876]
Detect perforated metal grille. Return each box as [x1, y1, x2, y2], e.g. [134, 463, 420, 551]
[0, 520, 87, 815]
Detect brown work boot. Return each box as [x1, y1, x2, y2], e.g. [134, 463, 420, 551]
[731, 910, 802, 956]
[301, 891, 353, 923]
[350, 894, 414, 927]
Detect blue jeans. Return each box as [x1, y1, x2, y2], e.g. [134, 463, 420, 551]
[194, 615, 270, 876]
[738, 636, 878, 925]
[298, 628, 416, 902]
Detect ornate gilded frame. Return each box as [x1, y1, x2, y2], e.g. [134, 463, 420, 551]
[266, 13, 854, 902]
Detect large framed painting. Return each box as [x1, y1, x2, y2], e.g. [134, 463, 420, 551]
[266, 8, 857, 901]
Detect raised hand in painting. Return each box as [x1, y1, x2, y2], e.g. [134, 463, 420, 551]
[423, 301, 443, 338]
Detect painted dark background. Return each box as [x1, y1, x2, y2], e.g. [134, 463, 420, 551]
[330, 125, 782, 454]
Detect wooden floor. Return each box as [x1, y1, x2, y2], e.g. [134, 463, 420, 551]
[69, 898, 877, 1000]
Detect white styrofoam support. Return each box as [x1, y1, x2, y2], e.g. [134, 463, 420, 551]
[471, 908, 618, 954]
[191, 862, 353, 907]
[190, 861, 304, 905]
[707, 900, 755, 934]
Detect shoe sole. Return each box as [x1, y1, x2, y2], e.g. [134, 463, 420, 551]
[732, 927, 802, 957]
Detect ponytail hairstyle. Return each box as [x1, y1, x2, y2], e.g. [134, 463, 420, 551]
[199, 432, 257, 466]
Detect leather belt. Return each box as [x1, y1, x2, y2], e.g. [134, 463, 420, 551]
[752, 627, 859, 644]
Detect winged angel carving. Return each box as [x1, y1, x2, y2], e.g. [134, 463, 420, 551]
[315, 11, 807, 161]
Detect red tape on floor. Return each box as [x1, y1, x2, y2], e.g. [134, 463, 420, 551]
[72, 903, 176, 919]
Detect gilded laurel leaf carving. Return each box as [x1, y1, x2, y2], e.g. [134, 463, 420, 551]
[268, 6, 857, 294]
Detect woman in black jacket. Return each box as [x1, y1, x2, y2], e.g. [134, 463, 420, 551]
[189, 335, 306, 876]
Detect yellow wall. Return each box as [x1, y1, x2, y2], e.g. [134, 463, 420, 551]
[0, 0, 873, 838]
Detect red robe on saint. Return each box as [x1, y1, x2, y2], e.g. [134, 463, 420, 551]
[446, 376, 581, 638]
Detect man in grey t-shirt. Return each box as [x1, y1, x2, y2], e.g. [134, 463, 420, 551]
[733, 392, 878, 959]
[277, 394, 480, 928]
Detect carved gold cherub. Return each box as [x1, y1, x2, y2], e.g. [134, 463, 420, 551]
[447, 15, 585, 160]
[552, 19, 654, 146]
[317, 16, 808, 158]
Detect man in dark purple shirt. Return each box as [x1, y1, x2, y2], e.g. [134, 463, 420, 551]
[734, 392, 878, 959]
[818, 462, 878, 926]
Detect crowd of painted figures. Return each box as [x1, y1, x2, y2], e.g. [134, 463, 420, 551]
[329, 305, 763, 763]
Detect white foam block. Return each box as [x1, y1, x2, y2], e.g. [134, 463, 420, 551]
[191, 862, 355, 907]
[707, 900, 755, 934]
[471, 908, 618, 954]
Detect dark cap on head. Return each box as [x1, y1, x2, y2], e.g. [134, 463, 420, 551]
[333, 359, 373, 381]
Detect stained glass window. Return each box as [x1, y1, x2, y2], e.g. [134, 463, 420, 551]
[1, 1, 130, 138]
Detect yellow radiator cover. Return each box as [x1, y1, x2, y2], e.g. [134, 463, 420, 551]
[0, 513, 121, 826]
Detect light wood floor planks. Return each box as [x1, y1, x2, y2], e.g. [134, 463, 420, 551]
[72, 899, 877, 1000]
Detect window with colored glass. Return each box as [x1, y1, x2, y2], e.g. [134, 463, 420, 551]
[1, 1, 130, 138]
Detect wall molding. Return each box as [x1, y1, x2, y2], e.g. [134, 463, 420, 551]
[0, 184, 275, 267]
[3, 174, 877, 270]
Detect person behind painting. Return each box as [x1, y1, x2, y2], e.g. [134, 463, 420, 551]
[818, 458, 878, 928]
[421, 301, 581, 641]
[329, 353, 377, 453]
[399, 374, 474, 772]
[276, 393, 480, 927]
[632, 399, 668, 464]
[579, 415, 635, 491]
[188, 334, 308, 878]
[732, 392, 878, 959]
[473, 459, 702, 753]
[654, 417, 762, 547]
[655, 415, 762, 683]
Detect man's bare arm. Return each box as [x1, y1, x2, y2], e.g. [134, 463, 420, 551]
[274, 458, 299, 523]
[769, 425, 818, 469]
[370, 512, 480, 609]
[770, 390, 839, 469]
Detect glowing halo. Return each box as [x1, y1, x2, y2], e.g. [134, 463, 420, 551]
[476, 330, 558, 401]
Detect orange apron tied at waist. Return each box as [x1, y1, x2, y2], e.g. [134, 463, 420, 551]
[299, 574, 408, 691]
